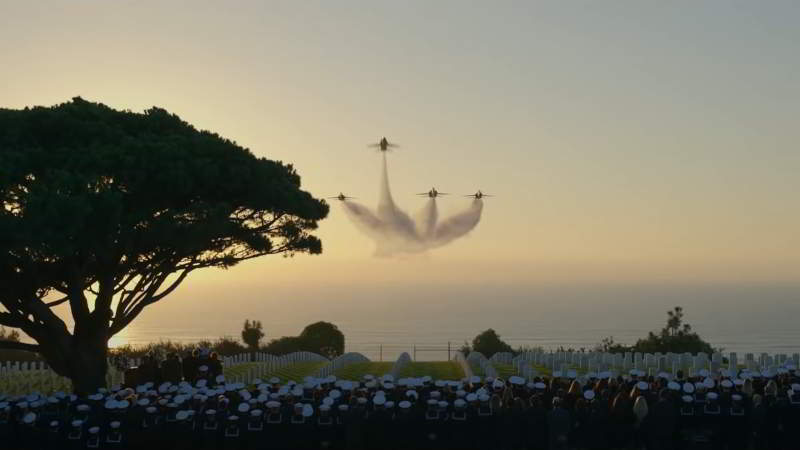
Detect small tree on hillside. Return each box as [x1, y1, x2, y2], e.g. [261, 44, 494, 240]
[300, 322, 344, 358]
[632, 306, 715, 354]
[242, 320, 265, 350]
[471, 329, 514, 358]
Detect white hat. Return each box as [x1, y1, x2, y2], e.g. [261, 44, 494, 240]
[373, 396, 386, 406]
[466, 393, 478, 402]
[319, 405, 330, 412]
[251, 409, 263, 416]
[437, 401, 448, 409]
[703, 378, 715, 389]
[534, 382, 546, 389]
[77, 404, 91, 412]
[206, 409, 216, 415]
[636, 381, 649, 391]
[721, 380, 733, 388]
[583, 390, 595, 400]
[682, 395, 693, 403]
[492, 379, 505, 389]
[266, 401, 280, 409]
[175, 410, 189, 421]
[145, 406, 157, 414]
[732, 394, 742, 401]
[470, 376, 481, 384]
[683, 383, 695, 394]
[88, 426, 100, 434]
[509, 376, 524, 385]
[137, 399, 150, 407]
[454, 399, 466, 408]
[399, 401, 411, 409]
[22, 412, 36, 424]
[110, 421, 121, 429]
[302, 404, 313, 417]
[385, 401, 395, 409]
[270, 377, 280, 384]
[238, 403, 250, 413]
[668, 381, 680, 391]
[338, 404, 349, 411]
[71, 419, 83, 427]
[707, 392, 719, 400]
[357, 397, 367, 405]
[698, 369, 709, 377]
[50, 420, 59, 427]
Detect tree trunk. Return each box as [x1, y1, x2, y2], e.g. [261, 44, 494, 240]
[41, 332, 109, 396]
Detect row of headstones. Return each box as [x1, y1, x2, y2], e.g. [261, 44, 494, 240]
[513, 350, 800, 376]
[389, 352, 412, 379]
[316, 352, 370, 377]
[466, 352, 498, 378]
[223, 351, 329, 368]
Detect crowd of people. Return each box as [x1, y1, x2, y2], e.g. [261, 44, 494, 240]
[1, 360, 799, 450]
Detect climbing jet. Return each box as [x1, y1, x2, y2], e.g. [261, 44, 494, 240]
[328, 193, 356, 201]
[417, 188, 448, 198]
[368, 137, 399, 152]
[465, 190, 493, 199]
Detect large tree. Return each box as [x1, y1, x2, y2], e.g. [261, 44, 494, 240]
[0, 98, 328, 393]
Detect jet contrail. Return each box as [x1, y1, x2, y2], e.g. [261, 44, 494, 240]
[341, 153, 483, 256]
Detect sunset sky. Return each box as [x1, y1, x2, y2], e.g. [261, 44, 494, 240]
[2, 2, 798, 344]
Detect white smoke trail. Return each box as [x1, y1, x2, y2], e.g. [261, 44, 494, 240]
[341, 153, 483, 256]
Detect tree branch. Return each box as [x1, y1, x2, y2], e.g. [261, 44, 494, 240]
[0, 340, 41, 352]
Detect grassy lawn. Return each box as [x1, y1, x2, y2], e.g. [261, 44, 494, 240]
[493, 363, 517, 378]
[398, 361, 465, 380]
[334, 362, 393, 380]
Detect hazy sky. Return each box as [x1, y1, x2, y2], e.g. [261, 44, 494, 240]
[2, 1, 798, 332]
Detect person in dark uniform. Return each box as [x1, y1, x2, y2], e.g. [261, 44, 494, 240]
[647, 388, 679, 450]
[161, 353, 183, 384]
[547, 397, 570, 450]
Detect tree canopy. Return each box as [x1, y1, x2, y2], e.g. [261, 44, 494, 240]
[242, 319, 265, 350]
[299, 321, 345, 358]
[597, 307, 716, 354]
[0, 97, 328, 392]
[471, 328, 514, 358]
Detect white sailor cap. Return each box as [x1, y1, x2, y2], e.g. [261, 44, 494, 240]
[704, 378, 715, 389]
[636, 381, 649, 391]
[791, 383, 800, 392]
[683, 383, 695, 394]
[437, 401, 448, 409]
[492, 379, 505, 390]
[199, 365, 209, 372]
[430, 391, 441, 399]
[733, 379, 744, 386]
[175, 410, 189, 421]
[110, 421, 121, 429]
[319, 405, 330, 412]
[88, 393, 103, 401]
[721, 379, 733, 389]
[238, 403, 250, 413]
[707, 392, 719, 400]
[302, 404, 314, 417]
[534, 382, 547, 389]
[385, 401, 395, 409]
[22, 412, 36, 424]
[682, 395, 693, 403]
[251, 409, 263, 417]
[583, 390, 595, 400]
[509, 376, 525, 385]
[228, 415, 239, 421]
[668, 381, 680, 391]
[466, 393, 478, 402]
[373, 396, 386, 406]
[470, 376, 481, 384]
[399, 400, 412, 409]
[50, 420, 59, 427]
[427, 399, 438, 406]
[270, 377, 280, 384]
[698, 369, 709, 377]
[145, 406, 157, 414]
[454, 399, 466, 408]
[206, 409, 216, 415]
[266, 401, 280, 409]
[479, 394, 490, 402]
[338, 404, 349, 412]
[77, 404, 91, 412]
[330, 389, 342, 399]
[732, 394, 743, 402]
[88, 426, 100, 434]
[71, 419, 83, 427]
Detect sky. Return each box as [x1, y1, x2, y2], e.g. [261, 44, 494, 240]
[1, 1, 799, 347]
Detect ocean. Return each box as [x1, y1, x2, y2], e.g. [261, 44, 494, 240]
[106, 282, 800, 361]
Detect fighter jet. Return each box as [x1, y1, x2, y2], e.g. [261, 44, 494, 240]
[328, 193, 356, 201]
[417, 188, 448, 198]
[465, 190, 493, 199]
[368, 137, 399, 152]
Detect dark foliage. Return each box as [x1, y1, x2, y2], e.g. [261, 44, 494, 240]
[242, 320, 265, 350]
[0, 98, 328, 392]
[471, 329, 514, 358]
